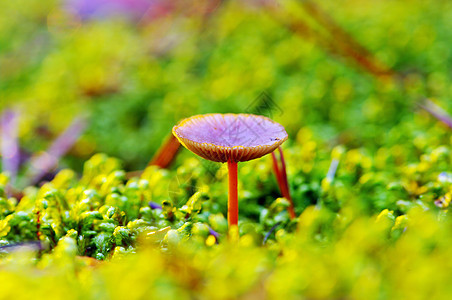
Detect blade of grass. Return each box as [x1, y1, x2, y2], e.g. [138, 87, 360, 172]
[418, 99, 452, 130]
[317, 156, 340, 210]
[0, 109, 20, 188]
[262, 0, 394, 78]
[300, 0, 395, 78]
[24, 116, 87, 186]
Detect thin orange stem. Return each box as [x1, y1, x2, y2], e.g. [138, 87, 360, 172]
[227, 159, 238, 227]
[126, 132, 181, 179]
[149, 133, 181, 168]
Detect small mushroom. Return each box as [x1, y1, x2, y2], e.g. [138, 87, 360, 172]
[172, 113, 288, 233]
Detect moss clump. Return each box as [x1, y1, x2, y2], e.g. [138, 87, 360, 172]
[1, 125, 451, 298]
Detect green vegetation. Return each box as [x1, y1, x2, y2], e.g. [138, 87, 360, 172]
[1, 0, 452, 298]
[2, 0, 451, 170]
[1, 129, 451, 298]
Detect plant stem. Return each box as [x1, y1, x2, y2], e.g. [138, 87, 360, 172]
[278, 147, 296, 219]
[1, 109, 19, 189]
[272, 148, 296, 219]
[419, 99, 452, 130]
[149, 134, 181, 168]
[227, 159, 238, 227]
[126, 133, 181, 179]
[25, 116, 87, 186]
[271, 152, 284, 191]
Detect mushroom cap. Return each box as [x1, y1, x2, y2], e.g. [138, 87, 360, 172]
[172, 113, 288, 163]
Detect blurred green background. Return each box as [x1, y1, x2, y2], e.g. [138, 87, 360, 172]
[1, 0, 451, 178]
[1, 2, 452, 298]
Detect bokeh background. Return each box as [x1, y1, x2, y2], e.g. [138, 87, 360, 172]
[1, 0, 452, 188]
[1, 2, 452, 298]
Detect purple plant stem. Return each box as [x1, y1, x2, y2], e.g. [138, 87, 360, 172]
[208, 227, 220, 244]
[0, 241, 45, 252]
[419, 99, 452, 129]
[1, 109, 20, 186]
[316, 156, 340, 210]
[65, 0, 157, 21]
[326, 158, 339, 182]
[148, 201, 162, 210]
[208, 227, 220, 238]
[262, 221, 281, 245]
[26, 117, 87, 185]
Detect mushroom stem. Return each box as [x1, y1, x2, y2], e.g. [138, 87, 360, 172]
[227, 159, 239, 228]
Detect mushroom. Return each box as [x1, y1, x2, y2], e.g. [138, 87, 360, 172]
[172, 113, 288, 232]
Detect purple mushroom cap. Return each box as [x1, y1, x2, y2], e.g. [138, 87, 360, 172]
[172, 113, 288, 163]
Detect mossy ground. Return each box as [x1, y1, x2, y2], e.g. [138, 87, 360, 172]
[1, 0, 452, 299]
